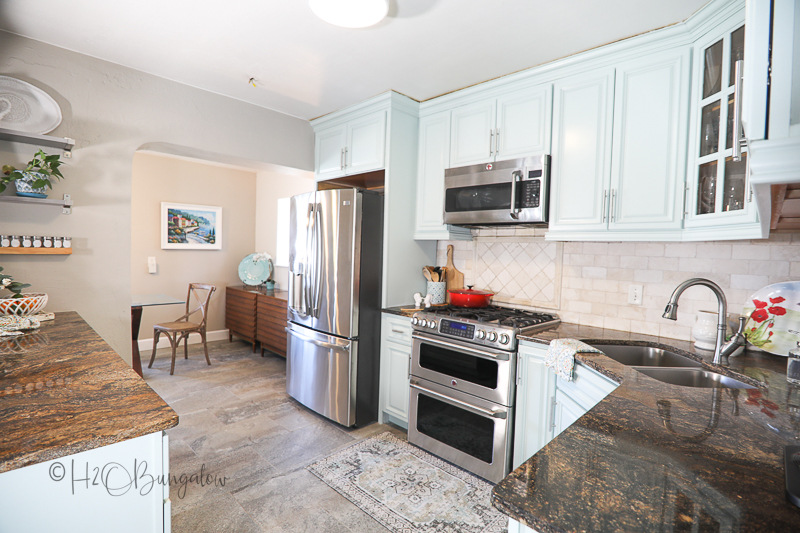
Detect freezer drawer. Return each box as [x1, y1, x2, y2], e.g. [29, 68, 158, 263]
[286, 322, 357, 427]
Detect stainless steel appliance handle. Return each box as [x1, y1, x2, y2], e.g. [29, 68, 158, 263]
[313, 202, 323, 317]
[732, 60, 746, 162]
[509, 170, 521, 219]
[411, 333, 510, 361]
[410, 380, 507, 419]
[304, 203, 315, 315]
[285, 326, 349, 351]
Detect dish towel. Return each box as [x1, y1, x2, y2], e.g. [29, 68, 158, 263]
[545, 339, 604, 382]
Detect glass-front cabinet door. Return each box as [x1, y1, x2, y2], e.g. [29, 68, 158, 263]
[686, 17, 758, 233]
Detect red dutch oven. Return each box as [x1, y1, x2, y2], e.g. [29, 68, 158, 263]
[448, 286, 494, 308]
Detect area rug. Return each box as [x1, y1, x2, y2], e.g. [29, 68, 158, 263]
[307, 432, 508, 533]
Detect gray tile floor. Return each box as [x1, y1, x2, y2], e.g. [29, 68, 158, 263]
[144, 339, 404, 532]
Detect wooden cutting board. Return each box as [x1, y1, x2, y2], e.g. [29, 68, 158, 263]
[444, 244, 464, 303]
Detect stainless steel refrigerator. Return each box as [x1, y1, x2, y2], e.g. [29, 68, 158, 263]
[286, 188, 383, 427]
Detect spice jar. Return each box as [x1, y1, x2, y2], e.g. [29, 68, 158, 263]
[32, 236, 42, 248]
[10, 236, 20, 247]
[788, 342, 800, 385]
[21, 236, 32, 248]
[53, 237, 62, 248]
[0, 235, 9, 247]
[62, 236, 72, 248]
[42, 236, 52, 248]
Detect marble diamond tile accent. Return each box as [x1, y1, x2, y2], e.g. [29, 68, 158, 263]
[472, 238, 563, 309]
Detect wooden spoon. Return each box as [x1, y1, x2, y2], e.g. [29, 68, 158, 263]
[422, 267, 433, 282]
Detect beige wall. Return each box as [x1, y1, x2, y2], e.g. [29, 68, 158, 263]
[0, 30, 313, 361]
[254, 169, 315, 290]
[131, 152, 257, 338]
[438, 231, 800, 341]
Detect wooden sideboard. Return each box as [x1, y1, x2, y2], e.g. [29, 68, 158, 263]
[225, 286, 288, 357]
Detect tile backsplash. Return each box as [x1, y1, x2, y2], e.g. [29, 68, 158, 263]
[437, 229, 800, 342]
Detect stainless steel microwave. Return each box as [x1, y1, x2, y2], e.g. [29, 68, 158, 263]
[443, 155, 550, 226]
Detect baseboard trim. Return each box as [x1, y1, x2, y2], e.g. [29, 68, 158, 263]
[137, 329, 230, 352]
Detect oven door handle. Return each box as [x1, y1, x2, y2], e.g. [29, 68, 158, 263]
[411, 333, 510, 361]
[410, 380, 507, 419]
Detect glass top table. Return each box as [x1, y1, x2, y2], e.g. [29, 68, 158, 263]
[131, 294, 186, 377]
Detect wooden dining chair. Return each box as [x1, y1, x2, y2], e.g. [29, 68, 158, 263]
[148, 283, 216, 375]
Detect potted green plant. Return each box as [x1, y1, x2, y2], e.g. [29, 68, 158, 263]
[0, 266, 48, 316]
[1, 149, 65, 198]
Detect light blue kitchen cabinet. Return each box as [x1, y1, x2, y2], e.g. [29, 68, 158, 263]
[512, 341, 555, 470]
[509, 341, 618, 533]
[379, 313, 413, 429]
[608, 49, 690, 234]
[513, 340, 618, 467]
[449, 85, 552, 167]
[315, 122, 348, 180]
[314, 110, 386, 181]
[547, 48, 691, 240]
[683, 10, 763, 240]
[744, 0, 800, 230]
[547, 68, 616, 234]
[0, 432, 169, 532]
[413, 111, 473, 241]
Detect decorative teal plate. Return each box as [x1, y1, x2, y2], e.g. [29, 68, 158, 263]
[237, 253, 271, 286]
[15, 191, 47, 199]
[742, 281, 800, 356]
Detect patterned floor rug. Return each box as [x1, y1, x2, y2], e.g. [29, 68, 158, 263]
[307, 432, 508, 533]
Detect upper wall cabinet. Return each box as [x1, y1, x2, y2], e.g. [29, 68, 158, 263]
[315, 110, 386, 181]
[547, 68, 616, 234]
[414, 111, 473, 241]
[683, 15, 762, 239]
[449, 85, 552, 168]
[609, 50, 690, 233]
[548, 50, 690, 240]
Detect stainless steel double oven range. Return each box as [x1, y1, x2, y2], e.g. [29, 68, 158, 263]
[408, 305, 559, 483]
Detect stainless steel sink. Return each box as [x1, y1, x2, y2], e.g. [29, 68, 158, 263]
[588, 344, 703, 368]
[634, 367, 756, 389]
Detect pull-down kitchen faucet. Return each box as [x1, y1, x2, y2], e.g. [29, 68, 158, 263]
[663, 278, 746, 365]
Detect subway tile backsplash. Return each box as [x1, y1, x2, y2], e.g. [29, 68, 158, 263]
[436, 231, 800, 342]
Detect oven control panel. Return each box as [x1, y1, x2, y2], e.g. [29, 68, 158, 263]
[439, 319, 475, 339]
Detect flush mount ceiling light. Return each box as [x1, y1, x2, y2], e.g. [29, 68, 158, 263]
[309, 0, 389, 29]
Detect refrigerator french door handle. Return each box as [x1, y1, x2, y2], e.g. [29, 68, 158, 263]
[304, 203, 315, 316]
[312, 203, 323, 318]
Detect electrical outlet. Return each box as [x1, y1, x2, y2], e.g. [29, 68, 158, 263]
[628, 284, 643, 305]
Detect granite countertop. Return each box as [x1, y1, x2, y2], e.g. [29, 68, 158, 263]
[494, 322, 800, 532]
[0, 312, 178, 474]
[382, 305, 419, 317]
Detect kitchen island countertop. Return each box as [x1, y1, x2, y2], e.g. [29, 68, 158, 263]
[0, 311, 178, 474]
[494, 322, 800, 532]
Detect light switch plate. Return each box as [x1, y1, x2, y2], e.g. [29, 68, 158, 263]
[147, 256, 157, 274]
[628, 284, 643, 305]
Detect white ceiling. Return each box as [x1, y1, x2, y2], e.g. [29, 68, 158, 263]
[0, 0, 710, 120]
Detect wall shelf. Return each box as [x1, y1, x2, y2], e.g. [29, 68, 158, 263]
[0, 248, 72, 255]
[0, 127, 75, 153]
[0, 194, 73, 214]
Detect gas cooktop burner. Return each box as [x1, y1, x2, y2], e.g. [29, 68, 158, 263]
[426, 305, 557, 325]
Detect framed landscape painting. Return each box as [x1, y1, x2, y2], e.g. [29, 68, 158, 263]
[161, 202, 222, 250]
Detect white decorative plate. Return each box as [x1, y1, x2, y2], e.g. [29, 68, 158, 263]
[0, 76, 62, 134]
[237, 253, 272, 286]
[742, 281, 800, 356]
